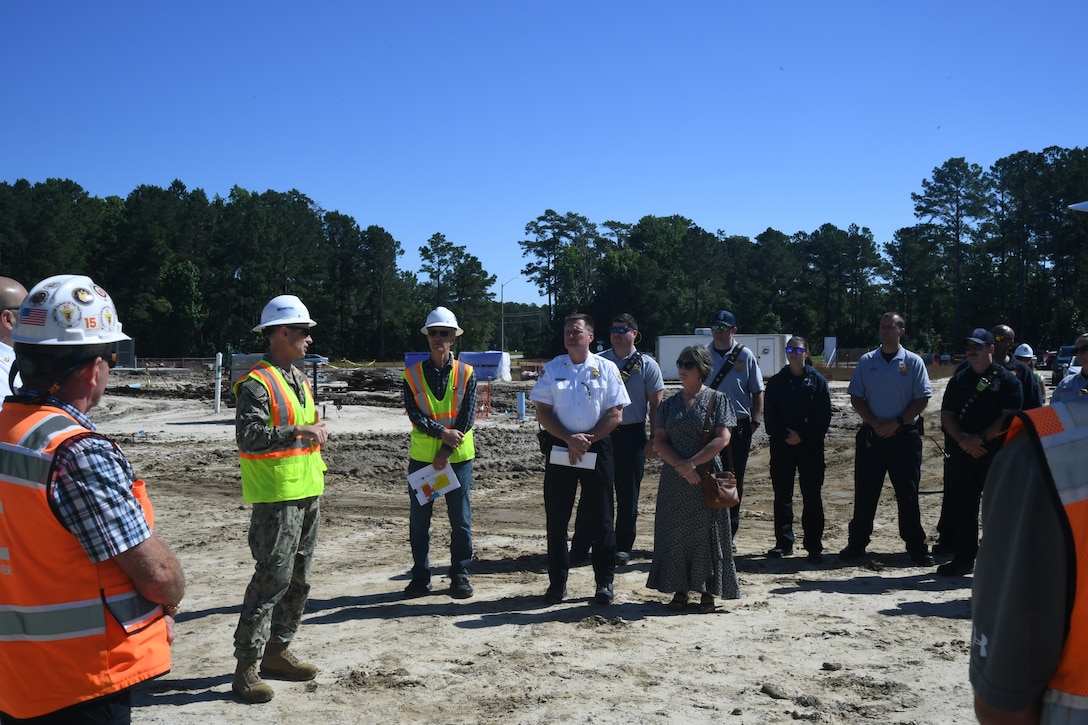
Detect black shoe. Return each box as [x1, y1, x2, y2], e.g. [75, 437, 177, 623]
[910, 551, 936, 566]
[449, 579, 474, 599]
[766, 546, 792, 558]
[594, 583, 614, 605]
[615, 551, 631, 566]
[936, 561, 974, 577]
[806, 551, 824, 564]
[931, 541, 954, 556]
[403, 579, 431, 599]
[839, 545, 866, 561]
[543, 585, 566, 605]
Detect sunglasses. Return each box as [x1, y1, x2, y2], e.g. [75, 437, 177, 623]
[710, 323, 731, 332]
[965, 343, 986, 352]
[285, 325, 312, 335]
[676, 360, 698, 370]
[610, 326, 634, 335]
[1076, 345, 1088, 355]
[785, 346, 806, 354]
[78, 352, 117, 369]
[427, 328, 455, 339]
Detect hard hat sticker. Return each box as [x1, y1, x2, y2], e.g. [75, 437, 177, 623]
[72, 288, 95, 305]
[53, 302, 83, 328]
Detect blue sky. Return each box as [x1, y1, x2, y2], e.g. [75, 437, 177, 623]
[3, 2, 1084, 305]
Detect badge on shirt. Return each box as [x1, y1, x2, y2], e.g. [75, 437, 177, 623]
[734, 361, 744, 372]
[899, 363, 908, 376]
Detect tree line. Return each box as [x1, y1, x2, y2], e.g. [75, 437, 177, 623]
[1, 145, 1085, 362]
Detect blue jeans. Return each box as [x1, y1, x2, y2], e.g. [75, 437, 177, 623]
[408, 458, 473, 582]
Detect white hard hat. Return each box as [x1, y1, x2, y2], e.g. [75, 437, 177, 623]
[253, 294, 316, 332]
[12, 274, 131, 346]
[1013, 343, 1034, 359]
[420, 306, 463, 336]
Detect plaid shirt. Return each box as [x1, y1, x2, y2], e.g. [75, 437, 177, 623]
[402, 356, 477, 449]
[19, 391, 151, 563]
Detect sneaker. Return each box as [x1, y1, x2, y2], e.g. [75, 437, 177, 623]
[594, 582, 614, 605]
[543, 584, 566, 605]
[615, 551, 631, 566]
[806, 551, 824, 564]
[449, 578, 474, 599]
[936, 561, 974, 577]
[403, 579, 431, 599]
[766, 546, 792, 559]
[839, 545, 866, 561]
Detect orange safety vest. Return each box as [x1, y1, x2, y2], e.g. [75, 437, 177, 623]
[233, 360, 326, 503]
[0, 404, 170, 719]
[403, 359, 475, 463]
[1004, 400, 1088, 722]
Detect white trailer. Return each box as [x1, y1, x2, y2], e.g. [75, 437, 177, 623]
[656, 331, 793, 380]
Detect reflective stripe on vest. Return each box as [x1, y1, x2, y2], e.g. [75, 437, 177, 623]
[236, 360, 326, 503]
[1007, 400, 1088, 724]
[403, 360, 475, 463]
[0, 404, 170, 718]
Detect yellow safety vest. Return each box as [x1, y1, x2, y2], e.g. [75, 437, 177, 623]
[234, 360, 326, 503]
[403, 360, 475, 463]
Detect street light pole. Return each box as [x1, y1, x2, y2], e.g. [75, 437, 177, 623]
[500, 277, 516, 351]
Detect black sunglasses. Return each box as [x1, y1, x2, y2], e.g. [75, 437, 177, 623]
[676, 359, 698, 370]
[427, 328, 455, 339]
[285, 325, 312, 335]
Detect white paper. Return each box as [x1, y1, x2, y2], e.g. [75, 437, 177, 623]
[548, 446, 598, 470]
[407, 464, 462, 506]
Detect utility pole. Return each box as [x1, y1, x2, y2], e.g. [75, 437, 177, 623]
[500, 277, 516, 351]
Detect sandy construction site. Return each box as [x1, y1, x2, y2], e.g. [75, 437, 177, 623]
[86, 370, 974, 724]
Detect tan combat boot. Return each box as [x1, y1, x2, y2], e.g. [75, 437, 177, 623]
[232, 659, 274, 703]
[261, 642, 318, 681]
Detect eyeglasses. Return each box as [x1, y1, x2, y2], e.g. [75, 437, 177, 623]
[785, 346, 806, 354]
[610, 326, 634, 335]
[710, 323, 731, 332]
[1076, 345, 1088, 355]
[427, 328, 455, 339]
[676, 360, 698, 370]
[285, 325, 312, 335]
[965, 343, 985, 352]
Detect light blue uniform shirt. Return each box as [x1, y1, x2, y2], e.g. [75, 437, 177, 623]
[707, 343, 764, 420]
[847, 346, 932, 421]
[600, 348, 664, 426]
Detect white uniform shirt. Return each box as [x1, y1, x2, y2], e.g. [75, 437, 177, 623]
[530, 353, 630, 433]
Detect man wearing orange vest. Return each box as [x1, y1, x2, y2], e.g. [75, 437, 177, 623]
[231, 294, 328, 704]
[0, 274, 186, 723]
[402, 306, 477, 599]
[971, 396, 1088, 723]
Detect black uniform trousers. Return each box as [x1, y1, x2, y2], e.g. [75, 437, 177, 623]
[541, 434, 616, 588]
[570, 423, 644, 556]
[721, 419, 754, 537]
[768, 437, 826, 553]
[846, 425, 928, 554]
[941, 448, 995, 567]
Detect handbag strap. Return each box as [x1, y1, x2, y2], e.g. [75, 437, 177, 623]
[697, 390, 717, 475]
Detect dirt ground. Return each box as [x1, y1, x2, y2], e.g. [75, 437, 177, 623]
[90, 369, 973, 724]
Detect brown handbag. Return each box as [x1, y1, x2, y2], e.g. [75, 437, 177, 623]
[699, 391, 739, 509]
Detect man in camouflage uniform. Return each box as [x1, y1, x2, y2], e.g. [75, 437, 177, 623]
[232, 295, 328, 704]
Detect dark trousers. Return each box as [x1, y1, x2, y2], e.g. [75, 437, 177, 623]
[719, 419, 753, 537]
[941, 450, 993, 565]
[543, 435, 616, 587]
[1, 688, 132, 724]
[769, 437, 826, 553]
[847, 427, 928, 554]
[407, 458, 473, 582]
[570, 424, 644, 556]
